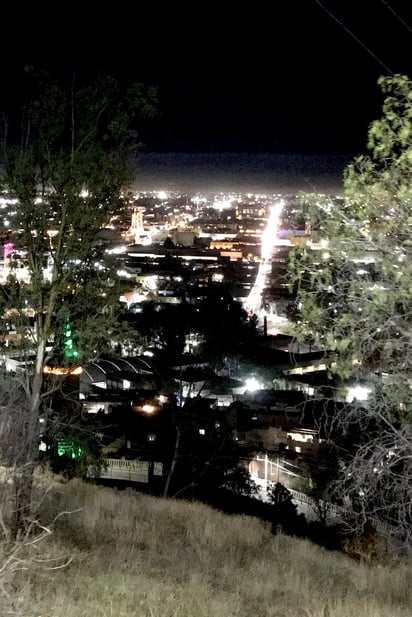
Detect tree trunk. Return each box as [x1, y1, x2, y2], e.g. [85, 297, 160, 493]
[12, 461, 36, 540]
[10, 340, 46, 539]
[163, 424, 180, 498]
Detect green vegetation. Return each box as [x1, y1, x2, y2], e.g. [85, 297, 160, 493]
[0, 474, 410, 617]
[288, 74, 412, 549]
[0, 70, 156, 536]
[2, 69, 412, 613]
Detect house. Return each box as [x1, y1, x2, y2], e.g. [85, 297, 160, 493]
[169, 365, 245, 406]
[234, 389, 307, 426]
[80, 355, 159, 411]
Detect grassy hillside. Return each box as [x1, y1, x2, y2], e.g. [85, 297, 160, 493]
[1, 473, 411, 617]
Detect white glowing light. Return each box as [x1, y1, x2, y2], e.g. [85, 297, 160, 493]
[245, 377, 261, 392]
[144, 276, 158, 290]
[261, 201, 284, 261]
[106, 245, 127, 254]
[116, 269, 132, 278]
[213, 199, 233, 210]
[244, 199, 284, 315]
[346, 385, 371, 403]
[157, 191, 168, 200]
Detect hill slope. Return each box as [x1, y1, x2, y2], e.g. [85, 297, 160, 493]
[2, 476, 411, 617]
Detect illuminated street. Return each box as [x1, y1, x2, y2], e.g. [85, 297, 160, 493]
[244, 199, 291, 335]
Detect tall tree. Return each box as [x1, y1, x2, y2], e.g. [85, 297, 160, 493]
[288, 74, 412, 552]
[0, 69, 156, 535]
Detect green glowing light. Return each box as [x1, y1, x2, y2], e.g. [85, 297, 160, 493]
[63, 317, 79, 359]
[57, 439, 83, 459]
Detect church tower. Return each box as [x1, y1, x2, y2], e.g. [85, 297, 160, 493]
[129, 207, 145, 244]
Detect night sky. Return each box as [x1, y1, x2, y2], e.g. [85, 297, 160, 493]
[2, 1, 412, 157]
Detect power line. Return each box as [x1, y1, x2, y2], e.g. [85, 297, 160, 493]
[381, 0, 412, 35]
[313, 0, 394, 75]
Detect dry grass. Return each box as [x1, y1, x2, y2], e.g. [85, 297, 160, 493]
[0, 472, 410, 617]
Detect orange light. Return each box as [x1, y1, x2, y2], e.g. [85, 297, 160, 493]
[43, 365, 83, 376]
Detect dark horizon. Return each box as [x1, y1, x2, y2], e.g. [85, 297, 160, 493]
[133, 151, 352, 194]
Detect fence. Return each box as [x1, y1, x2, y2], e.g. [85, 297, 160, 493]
[288, 488, 396, 538]
[91, 458, 163, 483]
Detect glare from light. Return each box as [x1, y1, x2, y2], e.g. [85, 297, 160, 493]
[244, 199, 284, 316]
[346, 385, 371, 403]
[213, 199, 233, 210]
[106, 245, 127, 254]
[116, 269, 132, 278]
[144, 276, 158, 290]
[43, 366, 83, 376]
[245, 377, 261, 392]
[261, 200, 284, 261]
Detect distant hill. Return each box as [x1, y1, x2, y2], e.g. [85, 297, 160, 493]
[133, 152, 354, 194]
